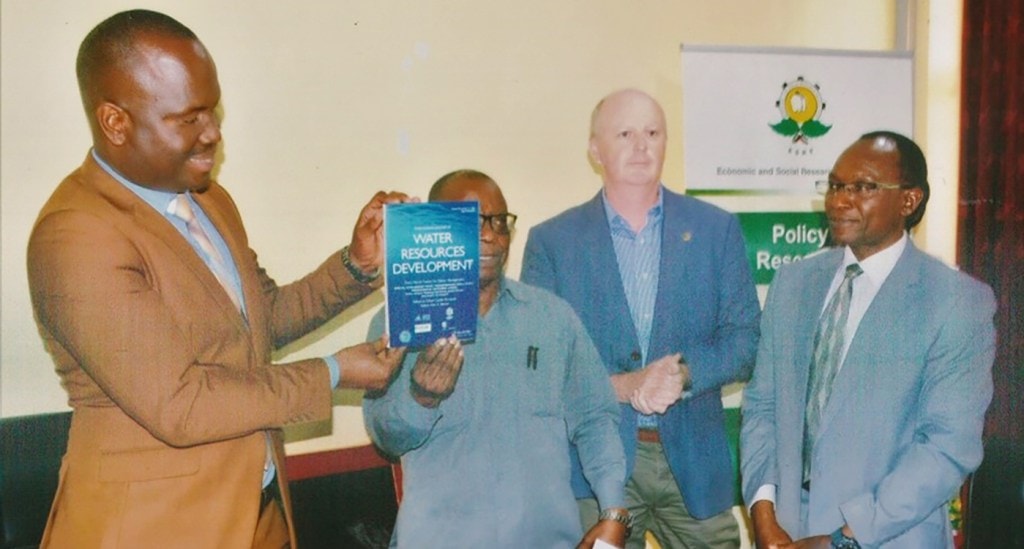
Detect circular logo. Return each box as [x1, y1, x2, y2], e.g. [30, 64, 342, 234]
[780, 84, 821, 124]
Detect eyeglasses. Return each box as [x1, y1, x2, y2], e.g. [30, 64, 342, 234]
[479, 213, 518, 235]
[815, 179, 908, 197]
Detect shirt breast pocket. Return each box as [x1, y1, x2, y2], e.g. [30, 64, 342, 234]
[517, 346, 566, 420]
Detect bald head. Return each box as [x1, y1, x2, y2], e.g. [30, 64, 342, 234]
[859, 130, 930, 229]
[590, 88, 666, 138]
[429, 169, 498, 202]
[76, 10, 199, 119]
[588, 89, 667, 190]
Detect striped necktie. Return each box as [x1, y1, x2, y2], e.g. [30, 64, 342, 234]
[803, 263, 863, 484]
[168, 194, 243, 313]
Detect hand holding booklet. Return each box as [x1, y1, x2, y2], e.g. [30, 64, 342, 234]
[383, 201, 480, 348]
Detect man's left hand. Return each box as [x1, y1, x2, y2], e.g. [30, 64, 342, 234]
[577, 517, 626, 549]
[779, 535, 831, 549]
[348, 190, 418, 271]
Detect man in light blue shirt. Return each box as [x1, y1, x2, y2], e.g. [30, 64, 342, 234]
[363, 170, 631, 548]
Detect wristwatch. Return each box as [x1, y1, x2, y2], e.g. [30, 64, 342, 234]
[598, 508, 634, 538]
[341, 246, 381, 284]
[830, 527, 861, 549]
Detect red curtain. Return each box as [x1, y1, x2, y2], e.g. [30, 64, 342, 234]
[959, 0, 1023, 442]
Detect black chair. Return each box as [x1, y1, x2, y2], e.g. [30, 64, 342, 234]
[0, 411, 72, 549]
[963, 436, 1024, 549]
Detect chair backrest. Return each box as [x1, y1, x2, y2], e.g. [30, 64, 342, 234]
[0, 411, 72, 549]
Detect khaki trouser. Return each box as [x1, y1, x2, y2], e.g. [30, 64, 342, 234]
[579, 440, 739, 549]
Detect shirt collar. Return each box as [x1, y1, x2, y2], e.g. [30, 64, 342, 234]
[601, 184, 664, 234]
[842, 231, 908, 286]
[91, 148, 178, 214]
[494, 276, 528, 305]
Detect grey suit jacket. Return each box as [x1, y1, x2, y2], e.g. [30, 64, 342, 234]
[741, 242, 995, 548]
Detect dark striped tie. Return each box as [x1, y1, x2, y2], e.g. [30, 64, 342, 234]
[803, 263, 863, 485]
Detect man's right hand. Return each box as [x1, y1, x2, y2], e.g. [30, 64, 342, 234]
[751, 500, 793, 549]
[335, 336, 406, 391]
[409, 335, 464, 408]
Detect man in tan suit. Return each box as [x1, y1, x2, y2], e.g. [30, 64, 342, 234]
[27, 9, 406, 548]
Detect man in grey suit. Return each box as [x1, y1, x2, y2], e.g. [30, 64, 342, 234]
[741, 131, 996, 548]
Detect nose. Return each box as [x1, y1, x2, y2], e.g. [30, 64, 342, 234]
[479, 220, 496, 242]
[199, 112, 222, 145]
[826, 187, 854, 209]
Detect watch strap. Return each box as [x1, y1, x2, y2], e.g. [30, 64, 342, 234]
[830, 527, 861, 549]
[341, 245, 381, 284]
[598, 508, 634, 537]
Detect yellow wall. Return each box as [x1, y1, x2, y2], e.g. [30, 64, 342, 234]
[1, 0, 959, 445]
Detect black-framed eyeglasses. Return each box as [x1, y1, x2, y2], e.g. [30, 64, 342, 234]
[479, 213, 518, 235]
[815, 179, 908, 197]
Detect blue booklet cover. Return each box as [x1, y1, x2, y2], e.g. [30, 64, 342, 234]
[384, 201, 480, 348]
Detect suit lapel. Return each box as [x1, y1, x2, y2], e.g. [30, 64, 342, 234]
[580, 193, 642, 366]
[819, 244, 923, 431]
[795, 249, 845, 409]
[192, 189, 253, 327]
[650, 191, 692, 348]
[83, 158, 249, 329]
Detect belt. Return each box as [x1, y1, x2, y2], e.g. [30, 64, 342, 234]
[261, 479, 282, 510]
[637, 428, 661, 443]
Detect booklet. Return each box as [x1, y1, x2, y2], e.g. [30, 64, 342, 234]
[383, 201, 480, 348]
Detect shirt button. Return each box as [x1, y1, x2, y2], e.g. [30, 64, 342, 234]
[630, 351, 642, 361]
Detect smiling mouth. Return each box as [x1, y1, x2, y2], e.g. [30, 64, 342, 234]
[479, 252, 505, 266]
[189, 151, 216, 171]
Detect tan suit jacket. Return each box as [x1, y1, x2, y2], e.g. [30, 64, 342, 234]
[27, 154, 375, 548]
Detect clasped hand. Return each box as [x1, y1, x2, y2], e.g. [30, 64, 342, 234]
[629, 353, 688, 415]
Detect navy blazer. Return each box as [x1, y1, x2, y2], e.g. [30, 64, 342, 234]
[522, 187, 760, 519]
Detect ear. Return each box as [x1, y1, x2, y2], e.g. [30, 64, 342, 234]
[901, 187, 924, 217]
[95, 102, 130, 146]
[588, 138, 602, 166]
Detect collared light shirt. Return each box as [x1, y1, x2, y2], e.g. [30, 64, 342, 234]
[752, 233, 908, 508]
[91, 150, 247, 316]
[602, 186, 664, 429]
[829, 233, 907, 368]
[363, 278, 625, 548]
